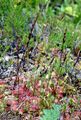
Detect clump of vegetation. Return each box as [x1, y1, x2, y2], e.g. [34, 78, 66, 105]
[0, 0, 81, 120]
[40, 104, 61, 120]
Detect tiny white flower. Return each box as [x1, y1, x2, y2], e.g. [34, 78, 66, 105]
[4, 55, 10, 61]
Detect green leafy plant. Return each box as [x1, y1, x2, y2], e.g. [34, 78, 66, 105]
[40, 104, 61, 120]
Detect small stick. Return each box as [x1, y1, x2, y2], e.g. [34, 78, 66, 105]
[60, 28, 67, 67]
[22, 13, 39, 68]
[27, 13, 39, 48]
[74, 50, 80, 66]
[61, 28, 67, 52]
